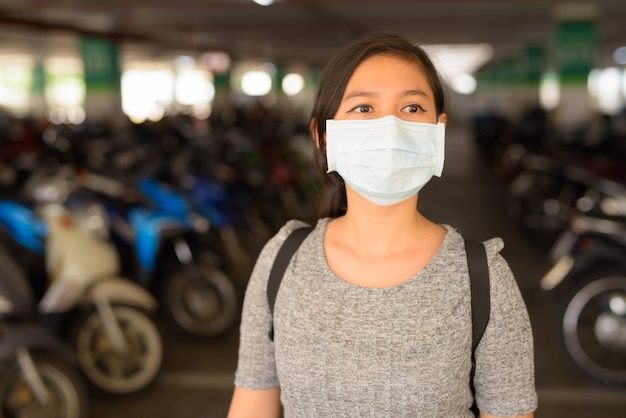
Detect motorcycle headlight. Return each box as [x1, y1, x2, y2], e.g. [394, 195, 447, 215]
[74, 203, 110, 241]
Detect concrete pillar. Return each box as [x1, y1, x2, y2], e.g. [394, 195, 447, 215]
[79, 35, 125, 127]
[551, 3, 598, 129]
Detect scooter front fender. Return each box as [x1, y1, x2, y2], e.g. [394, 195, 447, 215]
[0, 323, 74, 364]
[85, 277, 157, 313]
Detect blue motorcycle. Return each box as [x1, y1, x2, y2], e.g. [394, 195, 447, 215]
[0, 174, 164, 396]
[79, 172, 239, 338]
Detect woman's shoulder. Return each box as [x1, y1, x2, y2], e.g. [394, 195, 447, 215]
[259, 218, 327, 257]
[276, 219, 311, 236]
[272, 219, 318, 242]
[440, 224, 506, 260]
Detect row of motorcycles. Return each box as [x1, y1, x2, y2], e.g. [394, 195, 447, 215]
[0, 170, 239, 417]
[0, 110, 313, 417]
[474, 108, 626, 385]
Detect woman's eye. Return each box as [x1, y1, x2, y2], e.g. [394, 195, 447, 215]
[352, 105, 371, 113]
[404, 104, 424, 113]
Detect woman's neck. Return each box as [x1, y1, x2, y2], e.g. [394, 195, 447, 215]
[329, 192, 440, 259]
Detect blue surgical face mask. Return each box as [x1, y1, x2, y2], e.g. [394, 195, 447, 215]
[326, 115, 445, 206]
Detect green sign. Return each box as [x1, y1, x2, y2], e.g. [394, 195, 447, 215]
[554, 20, 596, 83]
[31, 61, 45, 94]
[476, 58, 519, 87]
[213, 72, 231, 92]
[520, 45, 546, 84]
[79, 36, 121, 91]
[272, 64, 286, 93]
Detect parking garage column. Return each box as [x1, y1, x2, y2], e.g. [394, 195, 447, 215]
[79, 35, 125, 127]
[552, 3, 598, 128]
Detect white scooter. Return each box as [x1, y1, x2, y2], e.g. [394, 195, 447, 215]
[37, 197, 163, 395]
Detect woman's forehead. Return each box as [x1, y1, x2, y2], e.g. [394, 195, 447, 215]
[343, 54, 433, 97]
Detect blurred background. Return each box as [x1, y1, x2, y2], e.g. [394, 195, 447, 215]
[0, 1, 625, 417]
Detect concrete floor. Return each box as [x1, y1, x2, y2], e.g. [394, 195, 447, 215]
[89, 122, 626, 417]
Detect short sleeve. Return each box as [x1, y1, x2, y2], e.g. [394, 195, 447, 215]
[473, 238, 538, 416]
[234, 220, 309, 390]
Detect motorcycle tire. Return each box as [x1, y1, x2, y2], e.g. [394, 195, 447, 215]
[72, 305, 163, 395]
[0, 352, 89, 418]
[161, 262, 238, 338]
[562, 274, 626, 384]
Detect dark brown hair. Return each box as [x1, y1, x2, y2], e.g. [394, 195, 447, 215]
[309, 31, 447, 218]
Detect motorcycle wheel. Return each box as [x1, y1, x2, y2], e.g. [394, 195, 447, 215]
[0, 353, 89, 418]
[73, 305, 163, 395]
[562, 275, 626, 384]
[161, 262, 238, 338]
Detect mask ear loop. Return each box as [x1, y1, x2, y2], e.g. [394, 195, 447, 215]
[433, 122, 446, 177]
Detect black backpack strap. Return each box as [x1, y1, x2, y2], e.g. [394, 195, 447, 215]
[267, 226, 313, 341]
[465, 239, 490, 416]
[465, 239, 490, 352]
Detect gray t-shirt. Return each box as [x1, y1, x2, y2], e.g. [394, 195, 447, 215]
[235, 218, 537, 417]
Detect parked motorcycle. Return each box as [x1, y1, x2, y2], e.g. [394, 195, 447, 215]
[0, 171, 164, 395]
[540, 183, 626, 384]
[77, 171, 239, 338]
[0, 241, 89, 418]
[503, 149, 598, 248]
[40, 201, 164, 395]
[179, 174, 254, 269]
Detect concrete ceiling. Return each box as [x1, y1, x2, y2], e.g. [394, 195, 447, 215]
[0, 0, 624, 70]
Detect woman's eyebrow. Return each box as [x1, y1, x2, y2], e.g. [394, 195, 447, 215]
[401, 89, 430, 98]
[343, 90, 376, 100]
[343, 89, 430, 100]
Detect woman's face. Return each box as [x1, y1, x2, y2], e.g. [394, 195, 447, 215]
[333, 53, 442, 125]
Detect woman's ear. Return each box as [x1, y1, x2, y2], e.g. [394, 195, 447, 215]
[438, 113, 448, 125]
[309, 118, 320, 148]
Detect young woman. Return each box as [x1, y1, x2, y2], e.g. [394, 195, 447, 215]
[228, 31, 537, 418]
